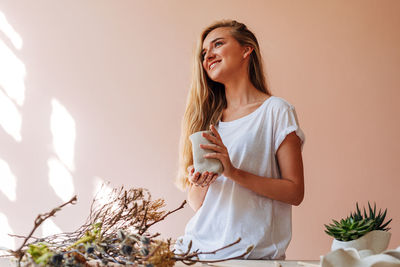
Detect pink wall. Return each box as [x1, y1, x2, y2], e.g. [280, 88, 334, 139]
[0, 0, 399, 260]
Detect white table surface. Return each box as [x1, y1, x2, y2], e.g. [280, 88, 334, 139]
[174, 260, 320, 267]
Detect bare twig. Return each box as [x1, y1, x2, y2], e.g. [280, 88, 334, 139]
[11, 195, 77, 264]
[173, 237, 252, 265]
[7, 185, 246, 267]
[143, 200, 187, 232]
[142, 242, 163, 261]
[198, 237, 241, 255]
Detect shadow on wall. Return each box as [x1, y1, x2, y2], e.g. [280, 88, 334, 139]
[0, 10, 109, 253]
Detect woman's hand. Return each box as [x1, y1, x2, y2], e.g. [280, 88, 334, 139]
[187, 165, 218, 187]
[200, 124, 237, 178]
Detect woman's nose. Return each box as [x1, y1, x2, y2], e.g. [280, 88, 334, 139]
[204, 49, 216, 61]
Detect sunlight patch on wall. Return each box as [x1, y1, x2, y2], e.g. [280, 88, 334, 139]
[0, 34, 26, 106]
[0, 212, 15, 254]
[50, 99, 76, 172]
[0, 90, 22, 142]
[93, 177, 115, 209]
[0, 11, 23, 49]
[48, 157, 74, 202]
[41, 218, 62, 237]
[0, 11, 25, 142]
[0, 158, 17, 202]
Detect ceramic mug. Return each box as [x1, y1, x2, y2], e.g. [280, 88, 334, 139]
[189, 130, 224, 175]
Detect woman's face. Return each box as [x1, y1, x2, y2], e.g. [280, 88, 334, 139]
[201, 27, 247, 84]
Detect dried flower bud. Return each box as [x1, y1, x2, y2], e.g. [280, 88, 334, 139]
[117, 230, 126, 241]
[86, 246, 95, 254]
[141, 236, 150, 245]
[77, 243, 85, 253]
[141, 247, 149, 256]
[122, 245, 133, 255]
[50, 253, 63, 266]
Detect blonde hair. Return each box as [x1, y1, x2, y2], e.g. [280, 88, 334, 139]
[175, 19, 271, 191]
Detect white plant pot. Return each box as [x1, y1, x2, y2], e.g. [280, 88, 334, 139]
[331, 230, 391, 254]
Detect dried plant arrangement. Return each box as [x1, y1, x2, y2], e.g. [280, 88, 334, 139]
[1, 185, 252, 266]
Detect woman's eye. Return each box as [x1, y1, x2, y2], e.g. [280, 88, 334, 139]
[201, 42, 223, 60]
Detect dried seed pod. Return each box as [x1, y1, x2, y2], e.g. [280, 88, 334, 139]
[141, 247, 149, 256]
[117, 230, 126, 241]
[121, 245, 133, 256]
[141, 236, 150, 245]
[86, 246, 95, 254]
[50, 253, 63, 266]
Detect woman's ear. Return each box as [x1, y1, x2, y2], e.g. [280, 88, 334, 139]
[243, 46, 254, 59]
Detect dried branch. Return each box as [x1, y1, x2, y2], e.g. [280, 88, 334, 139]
[143, 200, 187, 233]
[10, 195, 77, 264]
[173, 237, 253, 265]
[199, 237, 241, 255]
[185, 246, 253, 264]
[5, 184, 250, 267]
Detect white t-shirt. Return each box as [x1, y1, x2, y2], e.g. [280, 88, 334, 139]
[174, 96, 305, 260]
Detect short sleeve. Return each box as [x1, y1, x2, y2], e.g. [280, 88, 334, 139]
[274, 105, 305, 153]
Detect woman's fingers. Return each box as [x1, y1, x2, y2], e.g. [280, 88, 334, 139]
[187, 165, 194, 175]
[211, 174, 219, 184]
[203, 172, 214, 186]
[210, 124, 222, 140]
[199, 143, 223, 152]
[205, 173, 219, 186]
[195, 171, 208, 185]
[203, 152, 221, 160]
[189, 169, 219, 187]
[196, 172, 216, 187]
[202, 132, 223, 147]
[189, 171, 200, 184]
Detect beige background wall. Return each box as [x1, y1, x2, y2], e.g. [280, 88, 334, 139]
[0, 0, 399, 260]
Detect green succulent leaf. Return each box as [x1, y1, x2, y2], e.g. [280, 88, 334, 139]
[356, 202, 362, 217]
[324, 202, 392, 241]
[380, 219, 392, 230]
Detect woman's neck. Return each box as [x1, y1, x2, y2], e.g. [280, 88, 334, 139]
[224, 76, 267, 109]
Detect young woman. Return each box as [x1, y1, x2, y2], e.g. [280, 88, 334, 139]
[174, 20, 305, 260]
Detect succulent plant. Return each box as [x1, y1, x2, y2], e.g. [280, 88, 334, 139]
[350, 202, 392, 231]
[324, 202, 392, 242]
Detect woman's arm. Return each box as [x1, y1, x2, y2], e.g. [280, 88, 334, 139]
[187, 183, 209, 212]
[186, 166, 218, 211]
[227, 132, 304, 205]
[202, 125, 304, 206]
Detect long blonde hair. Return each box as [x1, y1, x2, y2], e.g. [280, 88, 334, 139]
[175, 19, 271, 191]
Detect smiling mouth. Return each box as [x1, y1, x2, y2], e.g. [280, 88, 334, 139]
[209, 60, 221, 70]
